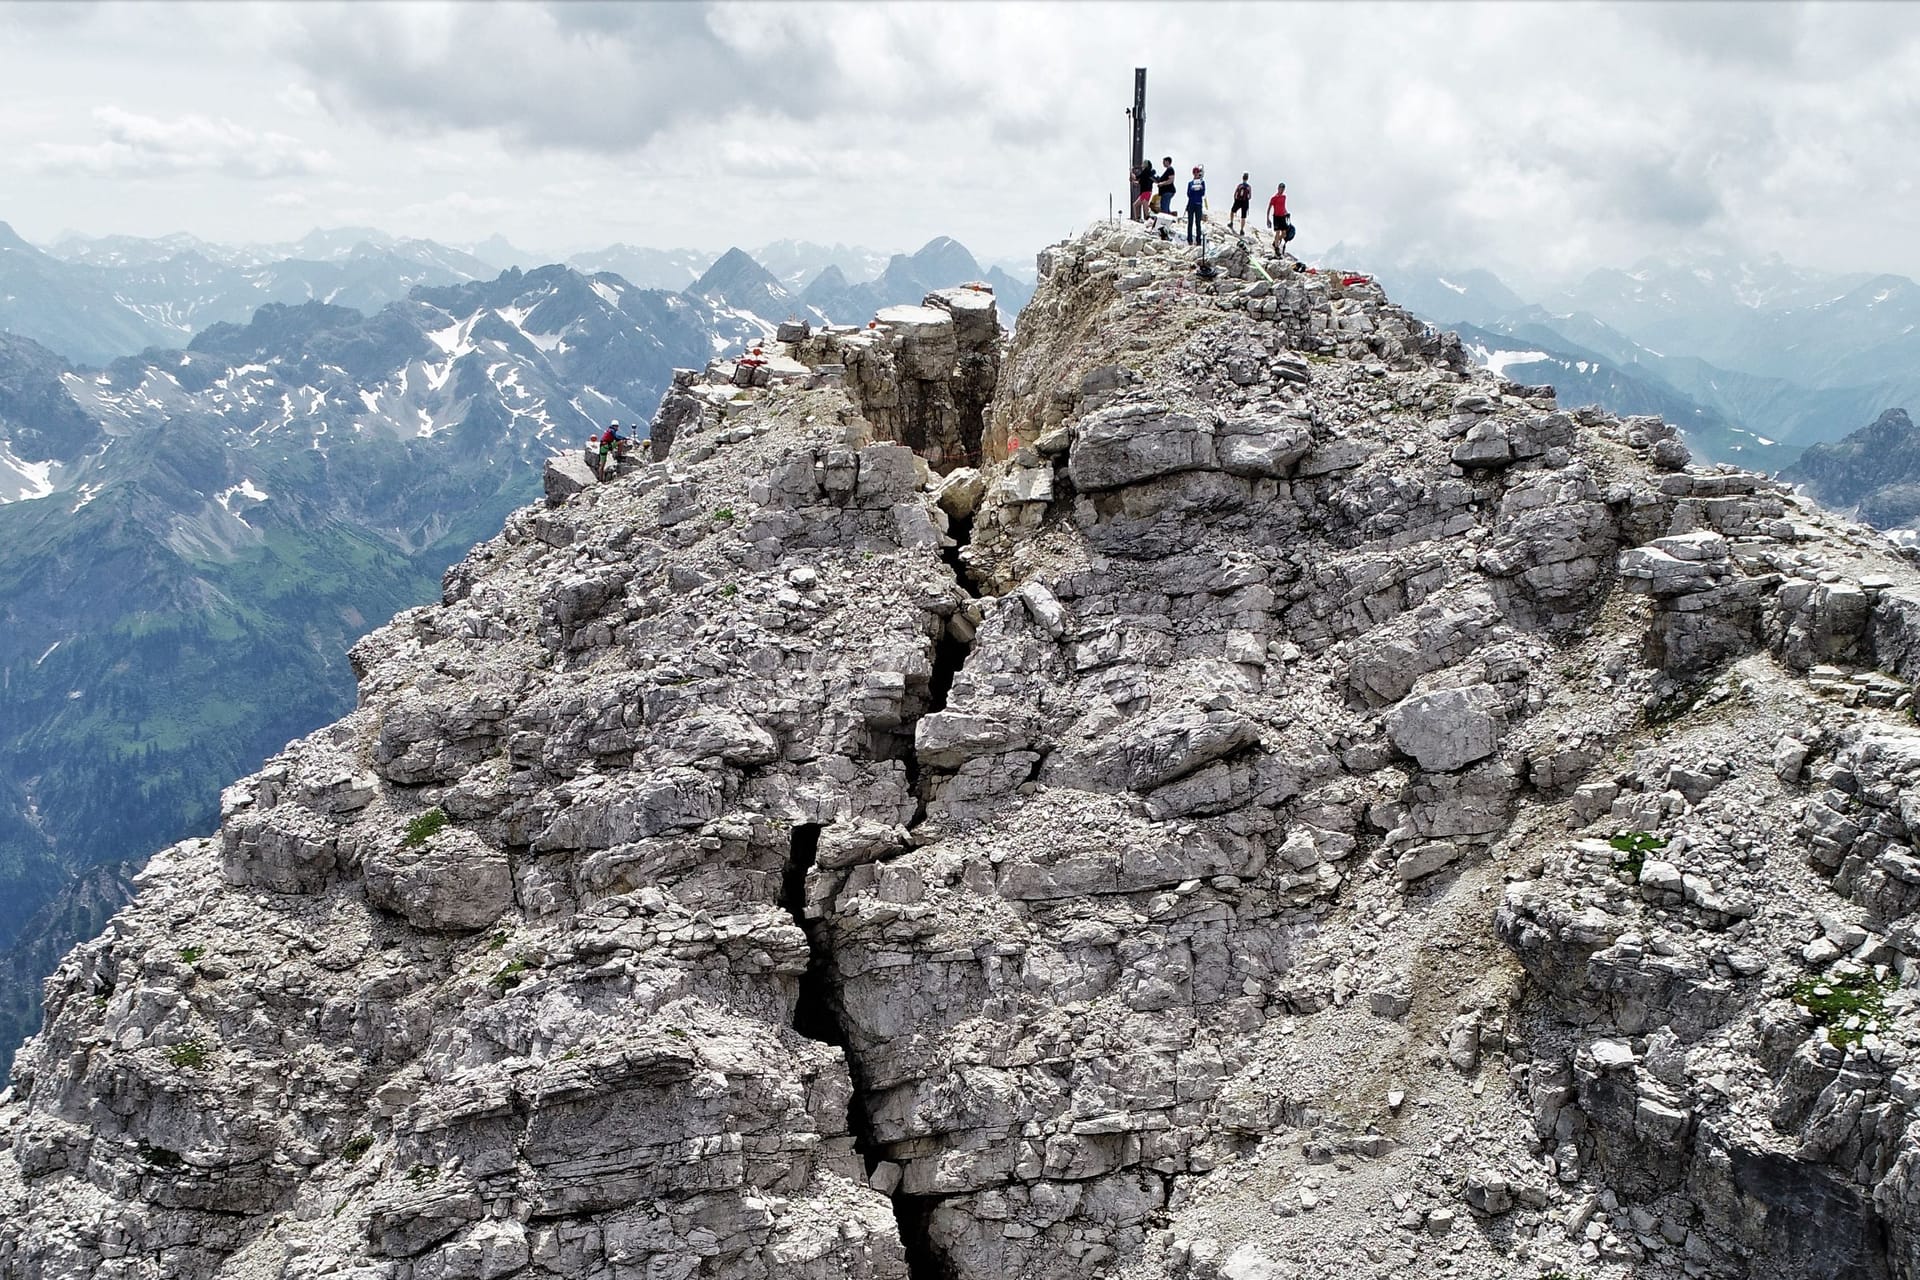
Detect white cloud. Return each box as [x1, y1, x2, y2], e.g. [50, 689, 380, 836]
[3, 0, 1920, 285]
[28, 106, 333, 179]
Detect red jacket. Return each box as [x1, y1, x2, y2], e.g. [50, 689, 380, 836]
[1268, 193, 1289, 220]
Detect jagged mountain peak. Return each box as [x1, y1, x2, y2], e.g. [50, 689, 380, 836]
[9, 220, 1920, 1280]
[1785, 405, 1920, 532]
[689, 246, 782, 295]
[803, 262, 849, 292]
[905, 235, 982, 281]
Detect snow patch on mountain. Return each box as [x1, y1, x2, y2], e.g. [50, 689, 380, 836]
[1464, 342, 1550, 378]
[0, 448, 56, 504]
[214, 479, 269, 517]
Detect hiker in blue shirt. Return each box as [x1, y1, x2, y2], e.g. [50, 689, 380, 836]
[1185, 166, 1207, 245]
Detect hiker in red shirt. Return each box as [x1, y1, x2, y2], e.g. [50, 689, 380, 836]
[593, 421, 627, 478]
[1267, 182, 1294, 259]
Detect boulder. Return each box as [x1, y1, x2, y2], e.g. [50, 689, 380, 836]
[876, 305, 959, 380]
[935, 467, 987, 519]
[925, 288, 1000, 352]
[1216, 415, 1312, 477]
[364, 826, 513, 932]
[1068, 404, 1216, 491]
[220, 804, 341, 894]
[1384, 684, 1501, 772]
[543, 452, 598, 504]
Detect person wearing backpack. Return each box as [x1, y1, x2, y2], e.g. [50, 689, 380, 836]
[1184, 166, 1208, 245]
[1267, 182, 1295, 259]
[593, 421, 627, 479]
[1230, 173, 1253, 236]
[1156, 156, 1176, 214]
[1134, 159, 1156, 221]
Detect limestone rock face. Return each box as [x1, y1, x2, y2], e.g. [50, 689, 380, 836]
[363, 827, 513, 932]
[7, 222, 1920, 1280]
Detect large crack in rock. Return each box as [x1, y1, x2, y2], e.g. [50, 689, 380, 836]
[783, 822, 955, 1280]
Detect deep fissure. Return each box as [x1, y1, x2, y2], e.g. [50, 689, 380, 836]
[939, 511, 982, 603]
[780, 822, 952, 1280]
[907, 508, 982, 828]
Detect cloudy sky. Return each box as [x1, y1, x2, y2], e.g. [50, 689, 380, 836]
[2, 0, 1916, 286]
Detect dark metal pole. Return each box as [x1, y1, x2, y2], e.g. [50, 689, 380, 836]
[1132, 68, 1147, 173]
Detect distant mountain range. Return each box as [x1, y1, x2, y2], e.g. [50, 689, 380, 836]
[6, 224, 1038, 369]
[0, 223, 1032, 1072]
[4, 222, 501, 366]
[1368, 249, 1920, 470]
[687, 236, 1034, 331]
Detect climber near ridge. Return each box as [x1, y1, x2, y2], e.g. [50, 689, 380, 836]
[1268, 181, 1296, 260]
[1230, 172, 1253, 236]
[1185, 165, 1207, 245]
[1133, 158, 1157, 221]
[592, 421, 628, 479]
[1156, 155, 1176, 213]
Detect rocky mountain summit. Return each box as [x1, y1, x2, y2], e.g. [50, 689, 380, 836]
[6, 221, 1920, 1280]
[1787, 408, 1920, 543]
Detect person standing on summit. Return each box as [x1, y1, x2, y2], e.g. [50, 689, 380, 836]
[1185, 166, 1207, 245]
[1230, 173, 1253, 236]
[1267, 181, 1294, 259]
[1156, 156, 1177, 214]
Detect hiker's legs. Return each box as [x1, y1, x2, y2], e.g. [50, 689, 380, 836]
[1187, 207, 1200, 244]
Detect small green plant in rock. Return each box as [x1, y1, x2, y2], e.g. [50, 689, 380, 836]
[713, 506, 736, 522]
[406, 1163, 441, 1186]
[164, 1036, 209, 1070]
[1609, 830, 1666, 879]
[720, 583, 738, 598]
[490, 956, 532, 992]
[341, 1134, 375, 1162]
[487, 929, 509, 952]
[178, 945, 205, 965]
[402, 807, 448, 848]
[1792, 969, 1899, 1047]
